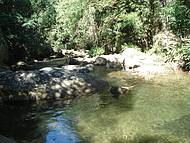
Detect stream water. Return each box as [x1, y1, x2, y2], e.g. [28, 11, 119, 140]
[1, 69, 190, 143]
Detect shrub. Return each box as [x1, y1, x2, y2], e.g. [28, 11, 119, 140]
[121, 43, 140, 52]
[151, 31, 182, 61]
[89, 47, 105, 57]
[163, 0, 190, 37]
[182, 39, 190, 69]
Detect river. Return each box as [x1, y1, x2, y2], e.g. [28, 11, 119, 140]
[1, 68, 190, 143]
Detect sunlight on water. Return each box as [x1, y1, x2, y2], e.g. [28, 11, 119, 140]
[65, 70, 190, 143]
[1, 70, 190, 143]
[45, 111, 79, 143]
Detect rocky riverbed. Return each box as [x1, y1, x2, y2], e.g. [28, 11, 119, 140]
[94, 48, 180, 75]
[0, 48, 180, 103]
[0, 66, 108, 103]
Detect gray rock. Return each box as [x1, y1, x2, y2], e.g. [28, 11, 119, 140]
[62, 64, 94, 73]
[67, 57, 95, 65]
[68, 58, 81, 65]
[109, 86, 123, 96]
[0, 66, 108, 102]
[109, 86, 133, 98]
[95, 57, 107, 66]
[123, 58, 141, 70]
[95, 55, 123, 69]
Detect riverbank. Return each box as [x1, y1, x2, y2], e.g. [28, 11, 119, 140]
[0, 48, 183, 104]
[1, 65, 190, 143]
[0, 66, 108, 103]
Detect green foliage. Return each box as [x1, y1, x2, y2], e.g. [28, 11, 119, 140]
[0, 0, 167, 61]
[182, 39, 190, 69]
[163, 0, 190, 37]
[121, 43, 140, 52]
[93, 0, 146, 53]
[151, 31, 182, 61]
[1, 0, 190, 69]
[0, 0, 53, 64]
[155, 0, 190, 68]
[124, 12, 143, 32]
[47, 0, 88, 50]
[89, 47, 105, 57]
[74, 4, 98, 49]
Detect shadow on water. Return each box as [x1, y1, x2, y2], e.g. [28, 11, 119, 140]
[98, 90, 135, 112]
[0, 102, 84, 143]
[0, 104, 42, 142]
[90, 67, 146, 112]
[158, 114, 190, 138]
[45, 112, 80, 143]
[115, 90, 135, 111]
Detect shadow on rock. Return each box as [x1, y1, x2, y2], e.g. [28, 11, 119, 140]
[0, 66, 109, 103]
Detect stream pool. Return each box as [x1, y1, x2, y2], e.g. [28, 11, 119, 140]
[1, 69, 190, 143]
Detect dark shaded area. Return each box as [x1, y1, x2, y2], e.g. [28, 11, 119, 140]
[0, 101, 85, 143]
[0, 104, 42, 142]
[97, 90, 136, 112]
[0, 0, 53, 65]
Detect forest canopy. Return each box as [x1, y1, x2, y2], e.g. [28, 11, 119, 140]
[0, 0, 190, 68]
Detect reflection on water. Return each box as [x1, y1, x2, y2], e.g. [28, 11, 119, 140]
[0, 104, 82, 143]
[45, 111, 79, 143]
[1, 69, 190, 143]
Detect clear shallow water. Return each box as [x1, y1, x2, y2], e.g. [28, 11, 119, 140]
[1, 69, 190, 143]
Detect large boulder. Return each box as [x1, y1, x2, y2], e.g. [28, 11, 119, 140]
[68, 57, 96, 65]
[0, 66, 108, 102]
[122, 48, 170, 74]
[122, 48, 142, 70]
[95, 54, 124, 69]
[68, 57, 82, 65]
[94, 57, 107, 66]
[62, 65, 94, 73]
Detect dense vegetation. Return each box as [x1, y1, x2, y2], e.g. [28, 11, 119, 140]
[0, 0, 190, 68]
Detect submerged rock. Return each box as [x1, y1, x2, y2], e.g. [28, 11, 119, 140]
[68, 57, 82, 65]
[109, 86, 123, 96]
[109, 86, 133, 98]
